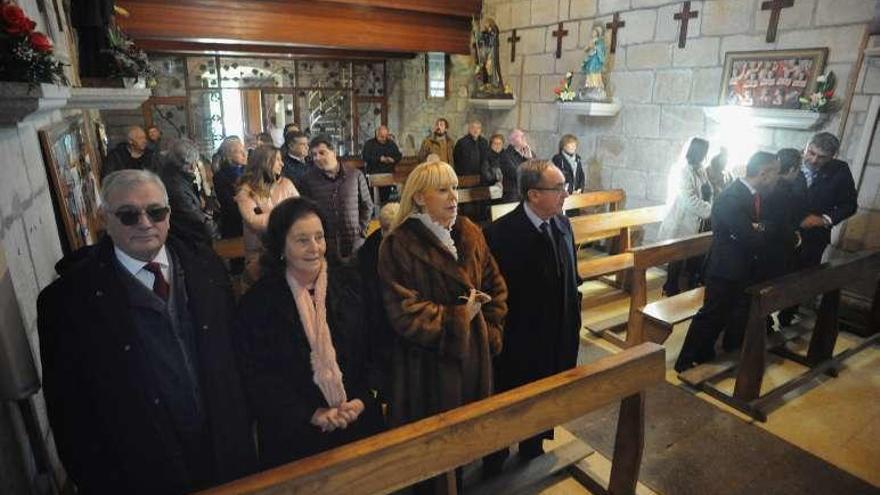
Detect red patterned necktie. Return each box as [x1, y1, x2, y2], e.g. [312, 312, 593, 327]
[753, 194, 761, 220]
[143, 261, 170, 301]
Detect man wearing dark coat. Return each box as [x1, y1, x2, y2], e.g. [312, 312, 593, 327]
[483, 160, 582, 472]
[281, 130, 312, 189]
[452, 120, 490, 178]
[361, 125, 403, 203]
[101, 126, 159, 179]
[37, 170, 255, 494]
[675, 152, 781, 372]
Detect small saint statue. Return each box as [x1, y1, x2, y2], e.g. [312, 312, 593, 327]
[471, 17, 510, 98]
[579, 25, 607, 101]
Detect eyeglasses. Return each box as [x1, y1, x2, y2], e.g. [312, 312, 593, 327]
[531, 183, 568, 193]
[112, 206, 170, 226]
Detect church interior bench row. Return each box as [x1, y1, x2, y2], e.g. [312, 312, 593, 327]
[197, 343, 666, 495]
[679, 250, 880, 421]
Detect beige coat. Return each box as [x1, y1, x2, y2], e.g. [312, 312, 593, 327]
[658, 165, 712, 241]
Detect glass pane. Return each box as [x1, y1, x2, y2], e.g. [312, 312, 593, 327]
[353, 62, 384, 96]
[150, 103, 188, 140]
[297, 89, 352, 155]
[150, 55, 186, 96]
[187, 56, 219, 89]
[218, 57, 296, 88]
[426, 52, 446, 98]
[297, 60, 350, 88]
[263, 92, 296, 135]
[355, 101, 382, 155]
[189, 90, 225, 156]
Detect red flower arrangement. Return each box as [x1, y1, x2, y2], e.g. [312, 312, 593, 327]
[0, 1, 66, 85]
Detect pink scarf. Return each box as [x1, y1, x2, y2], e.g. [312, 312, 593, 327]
[285, 262, 347, 407]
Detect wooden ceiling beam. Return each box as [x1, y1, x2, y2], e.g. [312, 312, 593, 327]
[316, 0, 481, 18]
[136, 39, 415, 60]
[117, 0, 473, 54]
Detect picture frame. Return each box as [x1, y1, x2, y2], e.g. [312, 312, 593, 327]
[94, 119, 109, 160]
[39, 115, 103, 255]
[719, 48, 828, 109]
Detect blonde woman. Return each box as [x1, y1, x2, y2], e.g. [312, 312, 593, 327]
[236, 145, 299, 286]
[378, 160, 508, 491]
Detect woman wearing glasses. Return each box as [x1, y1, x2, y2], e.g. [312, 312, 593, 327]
[235, 145, 299, 288]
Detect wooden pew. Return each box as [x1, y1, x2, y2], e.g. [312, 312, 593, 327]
[678, 251, 880, 421]
[457, 185, 501, 204]
[198, 343, 666, 495]
[490, 189, 626, 222]
[367, 173, 483, 206]
[213, 237, 245, 260]
[587, 233, 713, 348]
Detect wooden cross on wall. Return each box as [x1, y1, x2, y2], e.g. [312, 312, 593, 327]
[507, 29, 521, 62]
[761, 0, 794, 43]
[552, 22, 569, 59]
[674, 2, 698, 48]
[605, 13, 626, 54]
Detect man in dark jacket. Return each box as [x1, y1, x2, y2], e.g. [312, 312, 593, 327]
[794, 132, 858, 268]
[361, 125, 403, 203]
[453, 120, 490, 178]
[281, 130, 312, 188]
[101, 126, 159, 179]
[483, 160, 582, 473]
[675, 152, 781, 372]
[37, 170, 255, 494]
[298, 136, 373, 263]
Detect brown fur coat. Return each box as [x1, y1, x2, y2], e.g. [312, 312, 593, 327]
[378, 216, 507, 426]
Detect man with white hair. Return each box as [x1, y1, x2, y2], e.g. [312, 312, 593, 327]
[37, 170, 254, 493]
[102, 125, 159, 179]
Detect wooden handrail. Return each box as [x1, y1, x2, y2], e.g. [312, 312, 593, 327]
[570, 205, 666, 244]
[198, 343, 665, 495]
[629, 232, 712, 270]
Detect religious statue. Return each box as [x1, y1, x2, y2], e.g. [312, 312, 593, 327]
[579, 25, 608, 101]
[471, 17, 511, 99]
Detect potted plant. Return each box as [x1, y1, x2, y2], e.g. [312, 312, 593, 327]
[104, 23, 156, 88]
[0, 1, 67, 86]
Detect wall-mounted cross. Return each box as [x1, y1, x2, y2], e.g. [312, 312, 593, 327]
[761, 0, 794, 43]
[673, 2, 698, 49]
[507, 29, 521, 63]
[552, 22, 569, 59]
[605, 13, 626, 54]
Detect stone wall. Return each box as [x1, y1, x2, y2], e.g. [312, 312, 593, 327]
[480, 0, 877, 220]
[386, 55, 481, 155]
[0, 0, 80, 491]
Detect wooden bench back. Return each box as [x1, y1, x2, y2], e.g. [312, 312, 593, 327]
[457, 186, 494, 204]
[490, 189, 626, 222]
[570, 205, 666, 245]
[213, 237, 245, 260]
[198, 343, 665, 495]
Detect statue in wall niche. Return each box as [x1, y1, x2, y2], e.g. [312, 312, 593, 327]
[579, 24, 608, 101]
[470, 17, 513, 99]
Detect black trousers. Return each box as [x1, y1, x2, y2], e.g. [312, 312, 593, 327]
[779, 239, 826, 323]
[675, 276, 750, 371]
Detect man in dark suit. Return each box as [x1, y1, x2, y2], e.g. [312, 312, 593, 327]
[794, 132, 858, 267]
[37, 170, 255, 494]
[675, 152, 781, 372]
[483, 159, 582, 473]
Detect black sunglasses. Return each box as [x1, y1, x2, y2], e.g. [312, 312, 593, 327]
[113, 206, 170, 226]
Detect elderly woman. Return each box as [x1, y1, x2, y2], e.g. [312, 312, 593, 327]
[159, 138, 217, 248]
[235, 146, 299, 286]
[234, 198, 383, 469]
[499, 128, 533, 202]
[212, 136, 248, 239]
[551, 134, 586, 194]
[657, 137, 712, 296]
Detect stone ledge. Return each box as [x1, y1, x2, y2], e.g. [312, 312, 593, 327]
[67, 87, 152, 111]
[702, 106, 821, 130]
[468, 98, 517, 110]
[557, 98, 621, 117]
[0, 82, 70, 126]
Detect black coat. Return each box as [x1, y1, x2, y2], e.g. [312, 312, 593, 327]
[759, 177, 805, 280]
[551, 153, 586, 194]
[704, 180, 766, 283]
[37, 237, 255, 494]
[499, 146, 529, 202]
[213, 164, 244, 239]
[160, 165, 215, 249]
[484, 204, 582, 392]
[794, 159, 858, 262]
[101, 142, 159, 179]
[233, 268, 383, 469]
[361, 138, 402, 175]
[281, 154, 312, 189]
[357, 230, 395, 398]
[453, 135, 490, 178]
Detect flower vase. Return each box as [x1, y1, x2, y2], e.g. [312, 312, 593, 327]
[122, 77, 146, 89]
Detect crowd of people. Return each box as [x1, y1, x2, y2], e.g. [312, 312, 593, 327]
[35, 117, 857, 493]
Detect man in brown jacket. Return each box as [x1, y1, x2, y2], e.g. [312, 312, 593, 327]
[417, 118, 455, 166]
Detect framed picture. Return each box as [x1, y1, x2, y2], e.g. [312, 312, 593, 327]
[720, 48, 828, 109]
[39, 115, 103, 255]
[94, 119, 109, 160]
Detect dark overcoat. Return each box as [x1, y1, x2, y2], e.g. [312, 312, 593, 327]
[484, 204, 582, 392]
[378, 216, 508, 426]
[793, 158, 858, 265]
[550, 153, 586, 194]
[36, 237, 255, 494]
[233, 267, 384, 469]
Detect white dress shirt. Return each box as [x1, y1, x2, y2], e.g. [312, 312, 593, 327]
[115, 246, 171, 291]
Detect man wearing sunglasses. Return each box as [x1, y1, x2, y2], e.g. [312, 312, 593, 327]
[37, 170, 255, 493]
[482, 160, 582, 476]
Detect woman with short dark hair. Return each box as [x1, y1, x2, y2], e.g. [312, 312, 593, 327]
[234, 197, 383, 469]
[551, 134, 586, 194]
